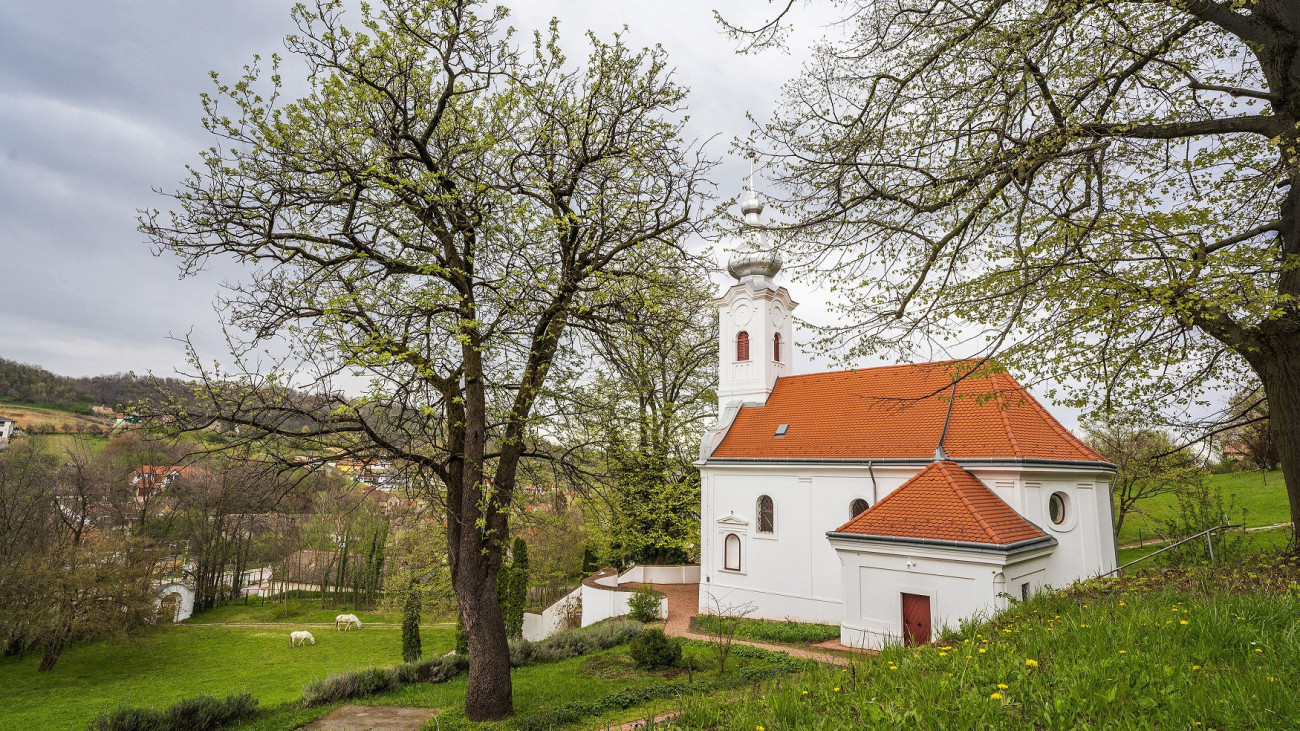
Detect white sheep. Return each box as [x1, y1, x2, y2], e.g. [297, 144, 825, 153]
[290, 630, 315, 647]
[334, 613, 362, 631]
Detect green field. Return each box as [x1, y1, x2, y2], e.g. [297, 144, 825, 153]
[1116, 469, 1292, 545]
[193, 596, 430, 626]
[671, 558, 1300, 729]
[0, 624, 455, 731]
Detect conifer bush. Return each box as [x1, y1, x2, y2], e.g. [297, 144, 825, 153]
[401, 582, 422, 662]
[628, 628, 681, 670]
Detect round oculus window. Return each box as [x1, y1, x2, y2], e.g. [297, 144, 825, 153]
[1048, 492, 1067, 525]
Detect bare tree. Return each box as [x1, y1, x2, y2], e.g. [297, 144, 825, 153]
[139, 0, 711, 718]
[701, 596, 756, 675]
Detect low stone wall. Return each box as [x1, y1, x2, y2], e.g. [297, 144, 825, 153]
[522, 564, 697, 641]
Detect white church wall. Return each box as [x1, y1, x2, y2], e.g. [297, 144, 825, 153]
[830, 539, 1054, 649]
[976, 466, 1118, 588]
[700, 461, 1117, 630]
[699, 463, 917, 624]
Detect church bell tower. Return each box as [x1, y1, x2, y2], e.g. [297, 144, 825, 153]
[715, 186, 798, 415]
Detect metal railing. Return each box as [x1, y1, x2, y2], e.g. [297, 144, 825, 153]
[1105, 524, 1240, 577]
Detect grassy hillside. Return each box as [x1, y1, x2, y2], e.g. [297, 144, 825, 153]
[671, 556, 1300, 729]
[0, 624, 456, 731]
[1116, 469, 1292, 545]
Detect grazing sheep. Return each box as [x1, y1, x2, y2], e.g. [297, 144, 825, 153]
[290, 630, 315, 647]
[334, 613, 362, 631]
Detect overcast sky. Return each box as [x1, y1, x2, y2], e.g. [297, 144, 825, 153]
[0, 1, 1088, 428]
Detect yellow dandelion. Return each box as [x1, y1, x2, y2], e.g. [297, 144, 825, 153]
[802, 690, 809, 695]
[990, 693, 1003, 700]
[1192, 665, 1201, 670]
[939, 652, 948, 657]
[997, 683, 1008, 689]
[1119, 602, 1126, 606]
[834, 686, 841, 692]
[1119, 650, 1126, 654]
[1255, 648, 1263, 653]
[1025, 659, 1039, 668]
[1180, 620, 1189, 625]
[978, 648, 987, 653]
[757, 726, 765, 731]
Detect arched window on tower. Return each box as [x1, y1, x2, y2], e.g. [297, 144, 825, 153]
[724, 533, 742, 571]
[756, 495, 774, 533]
[736, 331, 750, 361]
[850, 498, 870, 518]
[773, 333, 782, 362]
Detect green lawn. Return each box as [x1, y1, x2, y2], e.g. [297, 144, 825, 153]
[670, 557, 1300, 729]
[240, 640, 800, 731]
[0, 624, 455, 731]
[1116, 469, 1292, 545]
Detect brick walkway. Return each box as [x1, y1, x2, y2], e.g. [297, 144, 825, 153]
[633, 583, 870, 667]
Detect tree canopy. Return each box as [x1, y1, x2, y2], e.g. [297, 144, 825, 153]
[728, 0, 1300, 535]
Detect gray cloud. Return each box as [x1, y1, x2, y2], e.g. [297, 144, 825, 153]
[0, 1, 1084, 427]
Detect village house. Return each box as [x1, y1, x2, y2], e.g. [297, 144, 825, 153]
[0, 416, 14, 448]
[696, 188, 1118, 649]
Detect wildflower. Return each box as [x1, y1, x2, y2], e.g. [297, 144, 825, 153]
[1025, 659, 1039, 668]
[997, 683, 1008, 689]
[834, 686, 841, 692]
[978, 648, 987, 653]
[1119, 602, 1126, 607]
[990, 693, 1003, 700]
[1192, 665, 1200, 670]
[802, 690, 808, 695]
[1119, 650, 1126, 654]
[1255, 648, 1263, 653]
[757, 726, 765, 731]
[939, 652, 948, 657]
[1179, 619, 1189, 625]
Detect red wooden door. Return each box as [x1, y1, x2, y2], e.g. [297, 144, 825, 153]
[901, 593, 931, 646]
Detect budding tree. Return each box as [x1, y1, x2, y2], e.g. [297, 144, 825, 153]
[141, 0, 711, 719]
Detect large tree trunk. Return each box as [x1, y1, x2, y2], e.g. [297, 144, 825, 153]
[1258, 341, 1300, 550]
[38, 631, 66, 672]
[457, 564, 513, 720]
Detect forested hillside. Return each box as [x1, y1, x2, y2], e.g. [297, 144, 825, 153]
[0, 357, 189, 413]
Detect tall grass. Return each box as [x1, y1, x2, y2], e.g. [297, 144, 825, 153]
[672, 558, 1300, 729]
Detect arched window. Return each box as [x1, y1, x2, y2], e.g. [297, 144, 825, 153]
[850, 498, 869, 518]
[736, 331, 750, 361]
[757, 495, 774, 533]
[724, 533, 742, 571]
[773, 332, 782, 362]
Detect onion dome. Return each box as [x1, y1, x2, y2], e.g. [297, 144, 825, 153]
[727, 187, 782, 280]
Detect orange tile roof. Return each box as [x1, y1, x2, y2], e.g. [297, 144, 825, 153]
[834, 461, 1049, 546]
[710, 360, 1105, 463]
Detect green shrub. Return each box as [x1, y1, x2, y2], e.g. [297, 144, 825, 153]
[88, 693, 257, 731]
[301, 668, 400, 706]
[628, 628, 681, 670]
[508, 637, 536, 666]
[532, 619, 643, 662]
[268, 598, 303, 621]
[627, 587, 661, 623]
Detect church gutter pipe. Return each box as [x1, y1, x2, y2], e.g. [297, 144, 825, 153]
[825, 531, 1057, 555]
[868, 460, 877, 503]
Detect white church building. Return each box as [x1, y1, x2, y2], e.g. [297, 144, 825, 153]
[697, 189, 1118, 649]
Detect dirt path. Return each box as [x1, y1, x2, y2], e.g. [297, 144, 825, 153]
[303, 705, 439, 731]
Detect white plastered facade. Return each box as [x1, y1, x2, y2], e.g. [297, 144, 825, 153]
[697, 460, 1118, 643]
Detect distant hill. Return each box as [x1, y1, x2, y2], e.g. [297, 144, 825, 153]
[0, 357, 190, 414]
